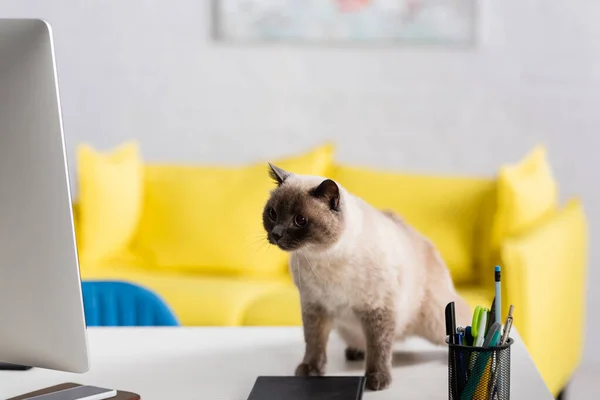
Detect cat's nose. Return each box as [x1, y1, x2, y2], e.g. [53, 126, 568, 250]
[272, 231, 283, 241]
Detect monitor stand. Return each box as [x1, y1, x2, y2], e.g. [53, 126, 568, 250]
[0, 362, 32, 370]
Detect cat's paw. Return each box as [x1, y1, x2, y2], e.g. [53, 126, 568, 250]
[365, 369, 392, 391]
[345, 347, 365, 361]
[295, 362, 324, 377]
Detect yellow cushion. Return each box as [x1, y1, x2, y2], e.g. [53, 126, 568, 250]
[76, 142, 144, 265]
[332, 164, 495, 284]
[500, 199, 586, 395]
[241, 283, 492, 326]
[490, 145, 558, 265]
[132, 144, 334, 277]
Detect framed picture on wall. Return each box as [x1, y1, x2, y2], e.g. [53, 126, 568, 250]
[214, 0, 477, 45]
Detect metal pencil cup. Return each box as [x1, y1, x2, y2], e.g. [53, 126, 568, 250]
[447, 338, 513, 400]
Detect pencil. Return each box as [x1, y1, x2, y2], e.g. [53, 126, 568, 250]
[494, 266, 502, 323]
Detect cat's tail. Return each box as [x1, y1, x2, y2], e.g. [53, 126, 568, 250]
[412, 225, 473, 345]
[413, 288, 473, 346]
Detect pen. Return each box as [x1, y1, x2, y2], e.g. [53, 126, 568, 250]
[501, 305, 514, 345]
[488, 297, 496, 333]
[490, 305, 514, 400]
[446, 302, 458, 344]
[471, 306, 482, 341]
[495, 266, 502, 324]
[465, 326, 473, 346]
[474, 309, 488, 347]
[446, 302, 461, 399]
[456, 327, 469, 388]
[483, 322, 502, 347]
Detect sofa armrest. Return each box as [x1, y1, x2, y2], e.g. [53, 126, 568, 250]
[500, 198, 587, 394]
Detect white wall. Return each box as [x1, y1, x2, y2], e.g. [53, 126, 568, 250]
[2, 0, 599, 365]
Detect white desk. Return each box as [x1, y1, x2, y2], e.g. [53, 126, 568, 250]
[0, 327, 552, 399]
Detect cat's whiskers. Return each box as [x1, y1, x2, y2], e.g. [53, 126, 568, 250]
[256, 240, 270, 254]
[242, 235, 276, 265]
[260, 242, 272, 257]
[243, 233, 271, 252]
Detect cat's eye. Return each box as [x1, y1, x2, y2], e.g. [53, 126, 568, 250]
[294, 214, 307, 227]
[268, 207, 277, 221]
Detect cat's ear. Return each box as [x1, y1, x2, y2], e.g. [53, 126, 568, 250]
[268, 163, 291, 186]
[311, 179, 340, 211]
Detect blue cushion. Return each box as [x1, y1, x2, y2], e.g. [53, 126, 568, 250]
[81, 280, 179, 326]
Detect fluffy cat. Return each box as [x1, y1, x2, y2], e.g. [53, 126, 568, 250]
[262, 164, 471, 391]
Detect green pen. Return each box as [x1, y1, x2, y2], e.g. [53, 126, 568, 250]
[471, 306, 482, 340]
[469, 307, 488, 371]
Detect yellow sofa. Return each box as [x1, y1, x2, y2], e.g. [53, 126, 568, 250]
[74, 142, 587, 397]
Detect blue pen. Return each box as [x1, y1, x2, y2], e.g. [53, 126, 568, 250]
[495, 266, 502, 323]
[456, 329, 468, 388]
[465, 326, 473, 346]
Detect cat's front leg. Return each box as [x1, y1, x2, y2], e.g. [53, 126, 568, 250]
[295, 302, 332, 377]
[355, 307, 396, 391]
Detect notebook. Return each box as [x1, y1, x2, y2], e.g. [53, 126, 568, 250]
[247, 376, 366, 400]
[6, 383, 141, 400]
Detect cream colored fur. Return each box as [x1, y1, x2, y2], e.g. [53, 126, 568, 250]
[287, 174, 472, 350]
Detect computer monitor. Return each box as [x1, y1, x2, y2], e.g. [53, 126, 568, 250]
[0, 19, 89, 373]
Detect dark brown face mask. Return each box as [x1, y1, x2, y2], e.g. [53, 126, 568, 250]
[262, 164, 344, 252]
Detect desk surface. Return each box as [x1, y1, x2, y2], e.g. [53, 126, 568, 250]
[0, 327, 552, 400]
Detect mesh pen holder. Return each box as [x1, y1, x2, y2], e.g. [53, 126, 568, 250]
[447, 338, 513, 400]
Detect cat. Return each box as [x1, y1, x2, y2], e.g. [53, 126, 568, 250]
[261, 163, 472, 391]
